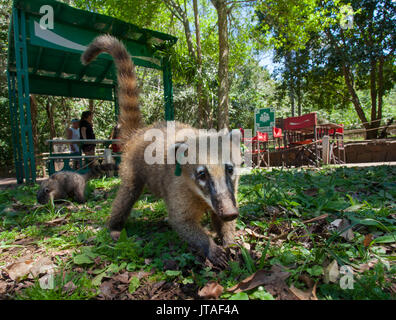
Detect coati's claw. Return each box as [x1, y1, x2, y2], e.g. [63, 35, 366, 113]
[208, 245, 228, 268]
[110, 230, 121, 241]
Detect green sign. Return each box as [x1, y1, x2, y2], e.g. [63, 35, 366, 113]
[255, 108, 275, 136]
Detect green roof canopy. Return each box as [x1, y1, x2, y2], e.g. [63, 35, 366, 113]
[7, 0, 177, 184]
[8, 0, 177, 100]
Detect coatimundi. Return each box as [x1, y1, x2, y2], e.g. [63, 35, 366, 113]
[37, 164, 117, 205]
[81, 35, 241, 267]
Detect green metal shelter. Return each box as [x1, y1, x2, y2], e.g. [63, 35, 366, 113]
[7, 0, 177, 184]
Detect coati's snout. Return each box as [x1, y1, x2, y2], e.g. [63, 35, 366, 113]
[192, 163, 239, 221]
[37, 183, 51, 204]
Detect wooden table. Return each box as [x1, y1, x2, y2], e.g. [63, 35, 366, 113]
[46, 139, 122, 175]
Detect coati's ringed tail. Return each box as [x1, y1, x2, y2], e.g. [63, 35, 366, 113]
[81, 34, 142, 140]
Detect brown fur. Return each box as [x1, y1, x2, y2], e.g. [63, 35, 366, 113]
[82, 35, 241, 267]
[37, 171, 87, 204]
[37, 163, 118, 205]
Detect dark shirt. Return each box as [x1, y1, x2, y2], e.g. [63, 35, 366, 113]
[79, 119, 95, 151]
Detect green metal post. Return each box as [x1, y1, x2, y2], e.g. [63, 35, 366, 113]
[163, 58, 174, 121]
[13, 8, 36, 183]
[7, 71, 24, 183]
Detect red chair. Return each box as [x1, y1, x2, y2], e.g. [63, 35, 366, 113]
[282, 113, 320, 167]
[328, 124, 345, 164]
[273, 127, 283, 138]
[272, 127, 283, 149]
[241, 130, 270, 168]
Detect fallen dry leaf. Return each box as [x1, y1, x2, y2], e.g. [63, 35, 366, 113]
[302, 214, 328, 224]
[228, 264, 290, 293]
[329, 219, 354, 241]
[113, 272, 129, 284]
[298, 274, 315, 288]
[0, 281, 7, 294]
[324, 260, 339, 284]
[5, 256, 56, 282]
[63, 280, 77, 293]
[353, 258, 380, 273]
[100, 280, 118, 299]
[363, 234, 373, 247]
[245, 228, 266, 239]
[198, 281, 224, 299]
[130, 270, 152, 280]
[30, 257, 56, 278]
[43, 214, 69, 227]
[289, 283, 318, 300]
[5, 259, 34, 281]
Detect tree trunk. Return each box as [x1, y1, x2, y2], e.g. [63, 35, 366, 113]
[212, 0, 230, 130]
[342, 65, 370, 135]
[193, 0, 208, 128]
[377, 56, 385, 131]
[45, 98, 56, 139]
[164, 0, 196, 59]
[367, 58, 379, 139]
[289, 89, 295, 117]
[89, 99, 95, 113]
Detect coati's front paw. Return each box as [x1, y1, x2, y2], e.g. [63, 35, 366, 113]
[208, 244, 228, 268]
[110, 230, 121, 241]
[222, 236, 236, 248]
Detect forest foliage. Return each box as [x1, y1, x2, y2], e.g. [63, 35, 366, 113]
[0, 0, 395, 172]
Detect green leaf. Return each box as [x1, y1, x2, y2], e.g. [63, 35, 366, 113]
[182, 277, 194, 285]
[92, 271, 106, 286]
[128, 277, 140, 294]
[118, 229, 128, 242]
[165, 270, 182, 277]
[73, 253, 94, 265]
[307, 265, 323, 277]
[240, 246, 256, 274]
[344, 204, 365, 212]
[229, 292, 249, 300]
[373, 232, 396, 244]
[250, 287, 275, 300]
[349, 217, 389, 231]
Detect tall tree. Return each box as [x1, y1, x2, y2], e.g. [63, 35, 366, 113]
[193, 0, 209, 127]
[30, 95, 39, 149]
[256, 0, 396, 138]
[211, 0, 231, 129]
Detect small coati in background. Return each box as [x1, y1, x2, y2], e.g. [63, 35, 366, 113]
[81, 35, 241, 267]
[37, 163, 117, 204]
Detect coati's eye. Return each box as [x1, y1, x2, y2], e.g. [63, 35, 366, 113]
[225, 164, 234, 175]
[44, 188, 50, 194]
[197, 170, 206, 180]
[196, 167, 207, 180]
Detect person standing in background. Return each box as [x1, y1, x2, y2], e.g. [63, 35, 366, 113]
[79, 111, 96, 157]
[66, 119, 80, 153]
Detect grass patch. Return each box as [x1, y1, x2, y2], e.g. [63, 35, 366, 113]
[1, 166, 395, 300]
